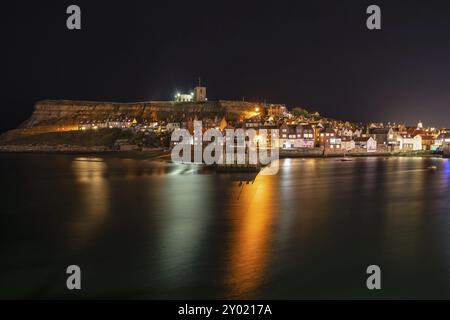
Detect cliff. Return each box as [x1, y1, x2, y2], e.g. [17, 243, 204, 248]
[0, 99, 285, 146]
[19, 99, 275, 129]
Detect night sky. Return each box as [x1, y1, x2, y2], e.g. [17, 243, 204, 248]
[2, 0, 450, 133]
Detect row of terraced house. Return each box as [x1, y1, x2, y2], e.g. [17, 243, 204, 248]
[77, 115, 450, 153]
[277, 121, 450, 152]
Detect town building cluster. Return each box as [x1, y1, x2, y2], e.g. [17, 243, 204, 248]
[77, 110, 450, 154]
[75, 86, 450, 154]
[276, 120, 450, 153]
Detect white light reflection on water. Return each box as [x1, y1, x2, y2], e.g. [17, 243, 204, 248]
[153, 169, 213, 292]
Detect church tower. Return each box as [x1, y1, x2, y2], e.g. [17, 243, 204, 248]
[193, 78, 207, 102]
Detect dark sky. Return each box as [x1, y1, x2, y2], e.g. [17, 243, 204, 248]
[2, 0, 450, 133]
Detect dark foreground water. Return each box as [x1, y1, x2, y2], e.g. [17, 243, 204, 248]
[1, 154, 450, 299]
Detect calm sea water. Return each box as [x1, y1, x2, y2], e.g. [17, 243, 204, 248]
[1, 154, 450, 299]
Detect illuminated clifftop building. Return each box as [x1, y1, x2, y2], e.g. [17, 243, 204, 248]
[175, 92, 194, 102]
[175, 86, 207, 103]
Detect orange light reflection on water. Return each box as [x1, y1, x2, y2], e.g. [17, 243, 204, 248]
[225, 174, 277, 298]
[70, 157, 109, 245]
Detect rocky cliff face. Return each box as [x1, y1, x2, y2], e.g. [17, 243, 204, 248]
[0, 99, 285, 144]
[0, 99, 286, 146]
[19, 99, 271, 128]
[21, 100, 205, 127]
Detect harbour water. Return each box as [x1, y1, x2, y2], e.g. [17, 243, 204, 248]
[1, 154, 450, 299]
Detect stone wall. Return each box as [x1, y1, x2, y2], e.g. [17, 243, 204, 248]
[0, 144, 110, 153]
[279, 147, 435, 158]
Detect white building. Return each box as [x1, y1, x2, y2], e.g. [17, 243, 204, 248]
[174, 85, 207, 103]
[397, 135, 422, 151]
[175, 93, 194, 102]
[435, 132, 450, 148]
[341, 139, 356, 151]
[355, 137, 377, 153]
[279, 124, 315, 149]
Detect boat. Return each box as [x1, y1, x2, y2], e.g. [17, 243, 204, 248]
[428, 165, 438, 171]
